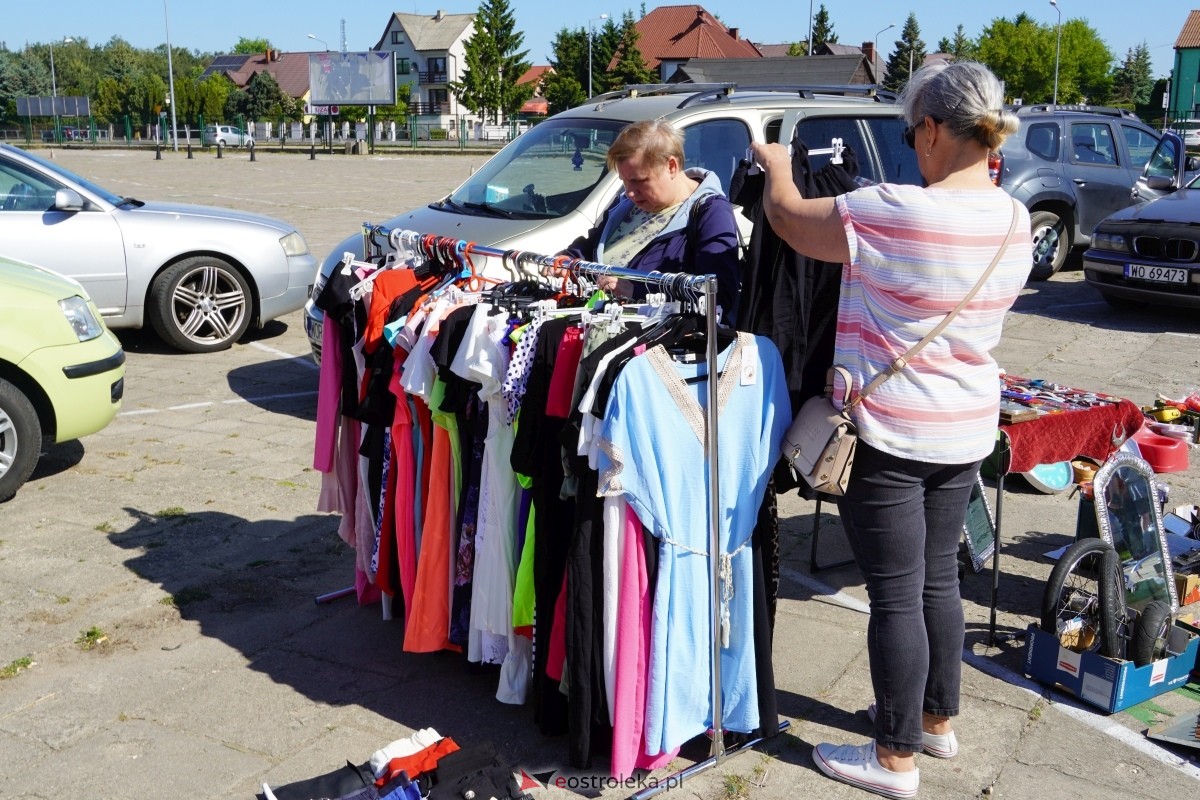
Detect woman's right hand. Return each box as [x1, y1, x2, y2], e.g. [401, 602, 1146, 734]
[749, 142, 790, 174]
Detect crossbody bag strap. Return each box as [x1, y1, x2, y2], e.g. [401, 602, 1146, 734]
[848, 199, 1020, 410]
[685, 195, 709, 262]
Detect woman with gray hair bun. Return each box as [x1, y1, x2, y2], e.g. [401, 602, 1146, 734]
[750, 61, 1029, 799]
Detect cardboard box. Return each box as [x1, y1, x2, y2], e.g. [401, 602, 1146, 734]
[1177, 573, 1200, 607]
[1023, 622, 1199, 713]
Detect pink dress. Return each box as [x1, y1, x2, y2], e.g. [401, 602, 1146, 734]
[388, 359, 418, 620]
[313, 314, 341, 474]
[611, 504, 678, 778]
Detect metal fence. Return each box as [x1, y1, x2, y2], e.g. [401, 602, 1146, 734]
[5, 115, 540, 152]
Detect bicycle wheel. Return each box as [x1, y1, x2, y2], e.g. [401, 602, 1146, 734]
[1129, 600, 1172, 667]
[1040, 538, 1124, 657]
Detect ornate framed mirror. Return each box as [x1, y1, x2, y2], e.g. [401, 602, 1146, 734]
[961, 474, 995, 573]
[1092, 451, 1178, 613]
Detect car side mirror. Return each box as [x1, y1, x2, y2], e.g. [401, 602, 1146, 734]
[53, 188, 86, 212]
[1144, 175, 1174, 191]
[1188, 156, 1200, 173]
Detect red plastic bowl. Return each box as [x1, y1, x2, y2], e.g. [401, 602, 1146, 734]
[1131, 422, 1190, 473]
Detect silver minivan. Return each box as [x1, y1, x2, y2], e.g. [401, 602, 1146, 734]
[202, 124, 254, 148]
[303, 85, 921, 362]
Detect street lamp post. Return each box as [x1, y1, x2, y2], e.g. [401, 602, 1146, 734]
[874, 23, 895, 85]
[307, 36, 332, 151]
[1050, 0, 1062, 106]
[164, 1, 179, 151]
[808, 0, 814, 56]
[587, 14, 609, 99]
[48, 36, 74, 143]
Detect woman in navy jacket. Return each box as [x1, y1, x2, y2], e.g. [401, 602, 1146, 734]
[564, 119, 741, 321]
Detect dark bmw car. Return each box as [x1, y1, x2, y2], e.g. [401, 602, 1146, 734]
[1084, 132, 1200, 309]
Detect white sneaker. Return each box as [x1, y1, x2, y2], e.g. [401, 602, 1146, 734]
[867, 702, 959, 759]
[812, 741, 919, 799]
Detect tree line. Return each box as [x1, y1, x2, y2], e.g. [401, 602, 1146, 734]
[0, 35, 306, 132]
[800, 6, 1160, 120]
[0, 3, 1166, 132]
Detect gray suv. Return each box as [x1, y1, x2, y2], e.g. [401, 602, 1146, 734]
[303, 84, 921, 362]
[996, 104, 1163, 279]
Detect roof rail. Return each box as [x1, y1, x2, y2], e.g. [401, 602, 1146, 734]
[587, 83, 737, 103]
[582, 82, 899, 110]
[738, 84, 897, 102]
[1012, 103, 1141, 120]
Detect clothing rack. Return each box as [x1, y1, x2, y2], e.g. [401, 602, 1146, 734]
[357, 224, 788, 796]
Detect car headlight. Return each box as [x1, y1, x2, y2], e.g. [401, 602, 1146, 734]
[280, 231, 310, 257]
[58, 296, 104, 342]
[1091, 232, 1129, 253]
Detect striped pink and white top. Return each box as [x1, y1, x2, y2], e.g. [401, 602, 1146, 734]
[834, 184, 1032, 464]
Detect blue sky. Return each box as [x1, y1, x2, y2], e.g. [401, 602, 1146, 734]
[2, 2, 1185, 79]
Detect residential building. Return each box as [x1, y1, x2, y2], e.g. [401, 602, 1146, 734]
[631, 5, 761, 81]
[668, 54, 876, 87]
[373, 9, 475, 132]
[745, 40, 895, 85]
[753, 43, 800, 59]
[1169, 9, 1200, 122]
[517, 65, 553, 116]
[201, 50, 313, 109]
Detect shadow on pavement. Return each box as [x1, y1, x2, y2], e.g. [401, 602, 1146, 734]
[112, 319, 294, 356]
[1012, 277, 1200, 334]
[225, 355, 320, 422]
[29, 438, 86, 483]
[106, 506, 572, 773]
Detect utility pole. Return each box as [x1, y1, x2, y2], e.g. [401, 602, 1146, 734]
[165, 0, 179, 151]
[587, 14, 609, 99]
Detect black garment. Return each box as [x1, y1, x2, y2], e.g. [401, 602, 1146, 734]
[356, 346, 397, 426]
[430, 305, 481, 415]
[730, 140, 860, 413]
[566, 463, 609, 768]
[751, 478, 780, 738]
[510, 317, 577, 738]
[731, 140, 860, 497]
[314, 267, 370, 419]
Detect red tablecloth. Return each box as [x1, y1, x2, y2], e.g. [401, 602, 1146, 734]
[999, 398, 1145, 474]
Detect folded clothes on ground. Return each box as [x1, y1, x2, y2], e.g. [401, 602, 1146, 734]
[369, 727, 443, 777]
[259, 735, 524, 800]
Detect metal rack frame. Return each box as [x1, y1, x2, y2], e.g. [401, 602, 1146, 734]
[361, 225, 789, 796]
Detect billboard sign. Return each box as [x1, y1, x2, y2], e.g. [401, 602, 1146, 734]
[308, 52, 396, 106]
[16, 96, 92, 116]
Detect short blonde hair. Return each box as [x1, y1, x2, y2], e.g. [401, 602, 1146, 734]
[606, 119, 685, 170]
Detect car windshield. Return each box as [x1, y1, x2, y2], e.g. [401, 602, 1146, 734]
[446, 118, 624, 220]
[10, 146, 123, 205]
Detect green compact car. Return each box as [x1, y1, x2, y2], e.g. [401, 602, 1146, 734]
[0, 256, 125, 501]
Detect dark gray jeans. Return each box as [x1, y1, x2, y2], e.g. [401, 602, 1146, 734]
[836, 441, 980, 754]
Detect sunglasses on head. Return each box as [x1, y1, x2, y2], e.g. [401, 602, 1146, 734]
[902, 116, 943, 149]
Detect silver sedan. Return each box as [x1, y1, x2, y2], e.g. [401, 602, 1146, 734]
[0, 143, 315, 353]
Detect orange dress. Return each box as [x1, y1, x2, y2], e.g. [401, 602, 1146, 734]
[402, 377, 461, 653]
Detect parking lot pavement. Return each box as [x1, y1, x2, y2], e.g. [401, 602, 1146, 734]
[2, 148, 1199, 799]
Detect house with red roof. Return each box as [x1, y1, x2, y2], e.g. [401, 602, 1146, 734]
[632, 5, 762, 81]
[518, 65, 553, 116]
[201, 50, 314, 106]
